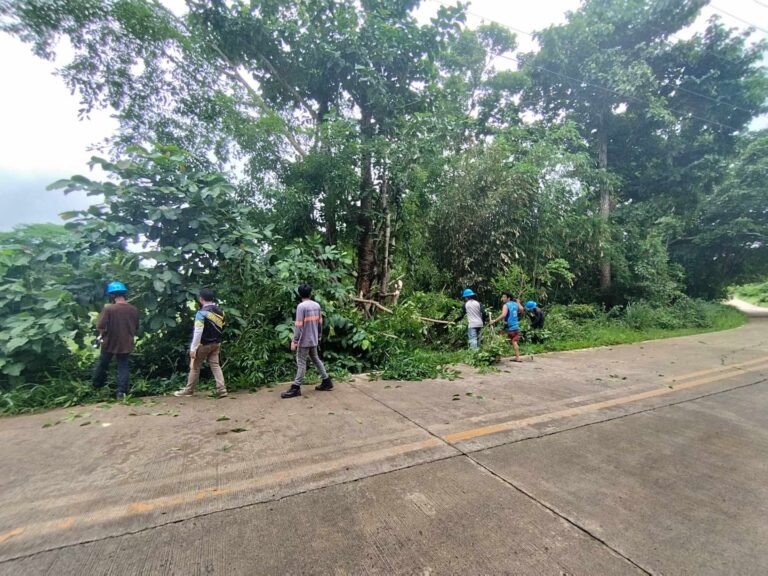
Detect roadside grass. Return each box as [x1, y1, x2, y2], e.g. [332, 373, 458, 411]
[0, 302, 747, 416]
[521, 307, 746, 355]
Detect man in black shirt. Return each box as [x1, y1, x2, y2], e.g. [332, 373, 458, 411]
[174, 287, 227, 398]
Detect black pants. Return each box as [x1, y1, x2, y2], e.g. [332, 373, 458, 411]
[93, 352, 130, 394]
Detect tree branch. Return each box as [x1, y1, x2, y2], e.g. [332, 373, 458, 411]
[350, 297, 455, 324]
[253, 49, 319, 123]
[151, 0, 308, 158]
[351, 296, 393, 314]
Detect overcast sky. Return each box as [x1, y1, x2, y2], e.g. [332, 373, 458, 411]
[0, 0, 765, 230]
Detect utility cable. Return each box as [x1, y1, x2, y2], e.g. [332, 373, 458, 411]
[710, 4, 768, 34]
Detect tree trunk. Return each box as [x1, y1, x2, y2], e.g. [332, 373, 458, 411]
[380, 172, 391, 296]
[356, 110, 376, 298]
[324, 191, 337, 246]
[598, 111, 611, 294]
[316, 100, 337, 246]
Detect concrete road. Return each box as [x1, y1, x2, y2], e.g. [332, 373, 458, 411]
[1, 313, 767, 575]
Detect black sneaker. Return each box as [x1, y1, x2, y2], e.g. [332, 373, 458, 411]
[281, 385, 302, 399]
[315, 377, 333, 391]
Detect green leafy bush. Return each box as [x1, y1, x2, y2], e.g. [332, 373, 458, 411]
[0, 226, 99, 385]
[622, 301, 676, 330]
[620, 298, 725, 331]
[468, 328, 509, 368]
[670, 298, 713, 328]
[538, 308, 579, 340]
[558, 303, 603, 321]
[373, 349, 462, 381]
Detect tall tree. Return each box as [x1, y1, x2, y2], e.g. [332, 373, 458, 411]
[668, 131, 768, 297]
[521, 0, 708, 295]
[1, 0, 521, 299]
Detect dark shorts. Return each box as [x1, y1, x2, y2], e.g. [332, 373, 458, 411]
[501, 330, 520, 343]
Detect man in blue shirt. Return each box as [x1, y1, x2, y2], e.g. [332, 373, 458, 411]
[490, 291, 524, 362]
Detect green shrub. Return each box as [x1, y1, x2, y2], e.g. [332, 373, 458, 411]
[468, 328, 509, 367]
[620, 298, 727, 331]
[558, 303, 603, 321]
[0, 226, 101, 386]
[373, 348, 462, 381]
[622, 301, 676, 330]
[539, 310, 579, 339]
[672, 298, 713, 328]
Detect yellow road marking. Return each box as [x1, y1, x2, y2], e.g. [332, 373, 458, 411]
[442, 361, 768, 443]
[55, 518, 76, 530]
[667, 356, 768, 383]
[431, 356, 768, 434]
[0, 527, 24, 543]
[0, 437, 443, 544]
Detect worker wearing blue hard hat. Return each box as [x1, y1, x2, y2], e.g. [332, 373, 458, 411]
[106, 281, 127, 295]
[93, 280, 139, 399]
[457, 288, 485, 350]
[523, 300, 546, 343]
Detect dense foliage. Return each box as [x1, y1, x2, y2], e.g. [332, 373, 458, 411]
[0, 0, 764, 411]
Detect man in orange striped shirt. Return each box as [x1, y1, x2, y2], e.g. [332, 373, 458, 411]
[281, 284, 333, 398]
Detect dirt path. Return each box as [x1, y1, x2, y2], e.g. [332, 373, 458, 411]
[728, 297, 768, 316]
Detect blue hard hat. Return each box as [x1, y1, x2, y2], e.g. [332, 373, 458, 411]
[462, 288, 476, 298]
[524, 300, 537, 310]
[106, 281, 127, 295]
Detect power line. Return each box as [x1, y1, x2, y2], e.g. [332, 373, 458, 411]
[752, 0, 768, 10]
[428, 0, 752, 130]
[710, 4, 768, 34]
[672, 86, 755, 116]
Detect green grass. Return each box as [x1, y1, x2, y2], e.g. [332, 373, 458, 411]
[521, 304, 745, 355]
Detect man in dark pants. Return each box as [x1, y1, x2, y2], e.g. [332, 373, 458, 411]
[92, 281, 140, 399]
[281, 283, 333, 399]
